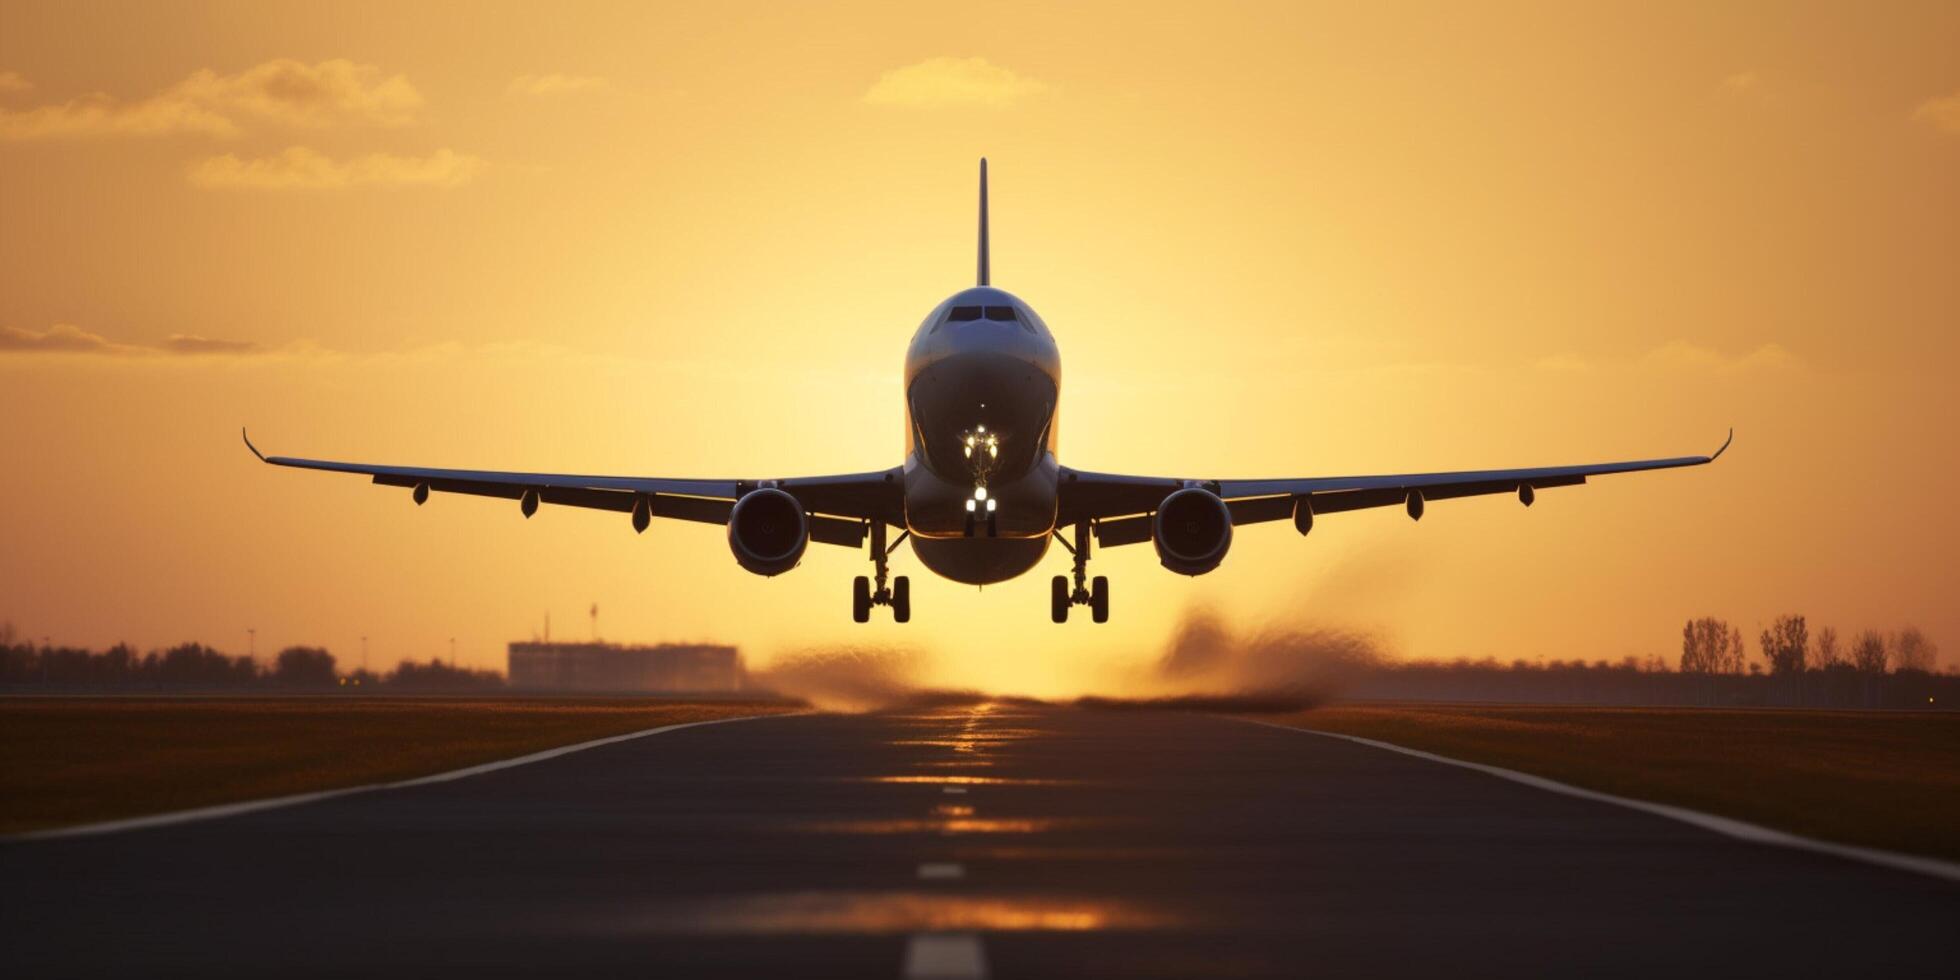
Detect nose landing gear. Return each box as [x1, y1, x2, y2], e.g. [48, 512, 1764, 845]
[853, 522, 911, 623]
[1050, 522, 1110, 623]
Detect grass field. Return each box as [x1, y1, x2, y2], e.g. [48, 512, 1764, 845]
[1264, 703, 1960, 862]
[0, 697, 802, 834]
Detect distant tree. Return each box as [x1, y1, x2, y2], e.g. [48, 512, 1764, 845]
[274, 646, 337, 687]
[1814, 627, 1841, 669]
[1727, 625, 1746, 674]
[158, 643, 256, 686]
[1852, 630, 1888, 674]
[1680, 617, 1731, 673]
[1892, 627, 1938, 673]
[1759, 615, 1808, 675]
[388, 659, 504, 691]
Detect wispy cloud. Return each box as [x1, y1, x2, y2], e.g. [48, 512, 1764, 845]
[1, 324, 264, 357]
[0, 59, 422, 141]
[1912, 90, 1960, 135]
[1717, 70, 1762, 97]
[159, 334, 264, 355]
[862, 57, 1047, 108]
[1535, 341, 1801, 375]
[187, 146, 485, 190]
[507, 73, 611, 97]
[1641, 340, 1800, 373]
[0, 70, 32, 95]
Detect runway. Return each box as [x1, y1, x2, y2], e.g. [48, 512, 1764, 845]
[4, 703, 1955, 978]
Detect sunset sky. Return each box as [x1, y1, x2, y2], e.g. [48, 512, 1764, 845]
[3, 1, 1955, 693]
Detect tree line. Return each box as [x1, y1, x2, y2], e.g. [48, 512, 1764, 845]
[1676, 615, 1940, 707]
[0, 624, 504, 692]
[1340, 617, 1946, 708]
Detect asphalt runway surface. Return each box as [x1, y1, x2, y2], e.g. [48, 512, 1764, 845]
[5, 703, 1956, 978]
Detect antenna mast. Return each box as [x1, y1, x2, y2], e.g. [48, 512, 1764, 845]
[977, 158, 990, 286]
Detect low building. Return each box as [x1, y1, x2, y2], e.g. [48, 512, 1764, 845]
[507, 641, 744, 693]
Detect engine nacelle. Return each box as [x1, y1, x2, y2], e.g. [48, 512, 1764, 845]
[727, 488, 808, 576]
[1152, 487, 1233, 576]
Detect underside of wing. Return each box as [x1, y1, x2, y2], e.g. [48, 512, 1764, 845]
[1061, 430, 1731, 545]
[243, 429, 903, 543]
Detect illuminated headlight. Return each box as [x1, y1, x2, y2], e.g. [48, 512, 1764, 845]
[975, 486, 987, 501]
[986, 498, 997, 512]
[965, 499, 976, 512]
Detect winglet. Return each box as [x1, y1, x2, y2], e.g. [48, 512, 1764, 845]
[1710, 427, 1733, 462]
[242, 427, 266, 462]
[977, 157, 990, 287]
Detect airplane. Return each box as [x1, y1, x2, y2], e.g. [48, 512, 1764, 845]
[245, 159, 1730, 624]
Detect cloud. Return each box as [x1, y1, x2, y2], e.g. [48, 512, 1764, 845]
[1, 324, 263, 357]
[1524, 342, 1800, 376]
[0, 70, 32, 95]
[507, 73, 611, 97]
[187, 146, 485, 190]
[0, 323, 130, 354]
[1718, 70, 1762, 97]
[0, 59, 422, 141]
[1641, 340, 1800, 373]
[862, 57, 1047, 108]
[159, 334, 263, 355]
[1912, 90, 1960, 135]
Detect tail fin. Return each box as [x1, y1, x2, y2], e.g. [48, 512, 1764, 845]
[977, 157, 990, 287]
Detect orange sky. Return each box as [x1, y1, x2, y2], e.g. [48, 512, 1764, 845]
[2, 1, 1955, 692]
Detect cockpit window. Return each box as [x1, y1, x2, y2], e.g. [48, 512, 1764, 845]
[984, 306, 1018, 322]
[947, 306, 984, 322]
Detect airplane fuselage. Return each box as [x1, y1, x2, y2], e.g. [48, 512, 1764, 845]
[902, 285, 1062, 584]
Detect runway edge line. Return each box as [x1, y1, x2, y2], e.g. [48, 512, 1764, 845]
[5, 711, 810, 843]
[1240, 718, 1960, 886]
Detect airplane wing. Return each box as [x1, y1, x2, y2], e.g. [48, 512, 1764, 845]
[1059, 430, 1731, 545]
[242, 429, 902, 547]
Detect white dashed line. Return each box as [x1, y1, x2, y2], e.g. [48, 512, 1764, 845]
[916, 862, 965, 881]
[903, 932, 988, 979]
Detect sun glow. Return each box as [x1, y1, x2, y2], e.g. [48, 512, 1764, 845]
[1, 3, 1955, 692]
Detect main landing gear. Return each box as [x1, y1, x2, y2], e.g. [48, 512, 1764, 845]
[1050, 522, 1109, 624]
[853, 521, 911, 623]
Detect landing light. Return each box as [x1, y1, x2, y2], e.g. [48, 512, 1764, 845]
[975, 487, 988, 501]
[966, 499, 976, 513]
[987, 499, 997, 513]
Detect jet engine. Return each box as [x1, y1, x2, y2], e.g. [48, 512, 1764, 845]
[727, 488, 808, 576]
[1152, 487, 1233, 575]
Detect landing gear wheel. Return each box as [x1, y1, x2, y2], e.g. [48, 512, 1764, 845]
[891, 576, 911, 623]
[1050, 575, 1070, 623]
[1090, 575, 1110, 624]
[852, 575, 872, 623]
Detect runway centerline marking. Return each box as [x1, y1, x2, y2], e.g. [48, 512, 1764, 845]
[1244, 719, 1960, 885]
[917, 862, 966, 881]
[942, 786, 968, 795]
[903, 933, 987, 980]
[7, 712, 805, 842]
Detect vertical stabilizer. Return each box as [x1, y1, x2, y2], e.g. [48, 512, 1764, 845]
[977, 158, 990, 286]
